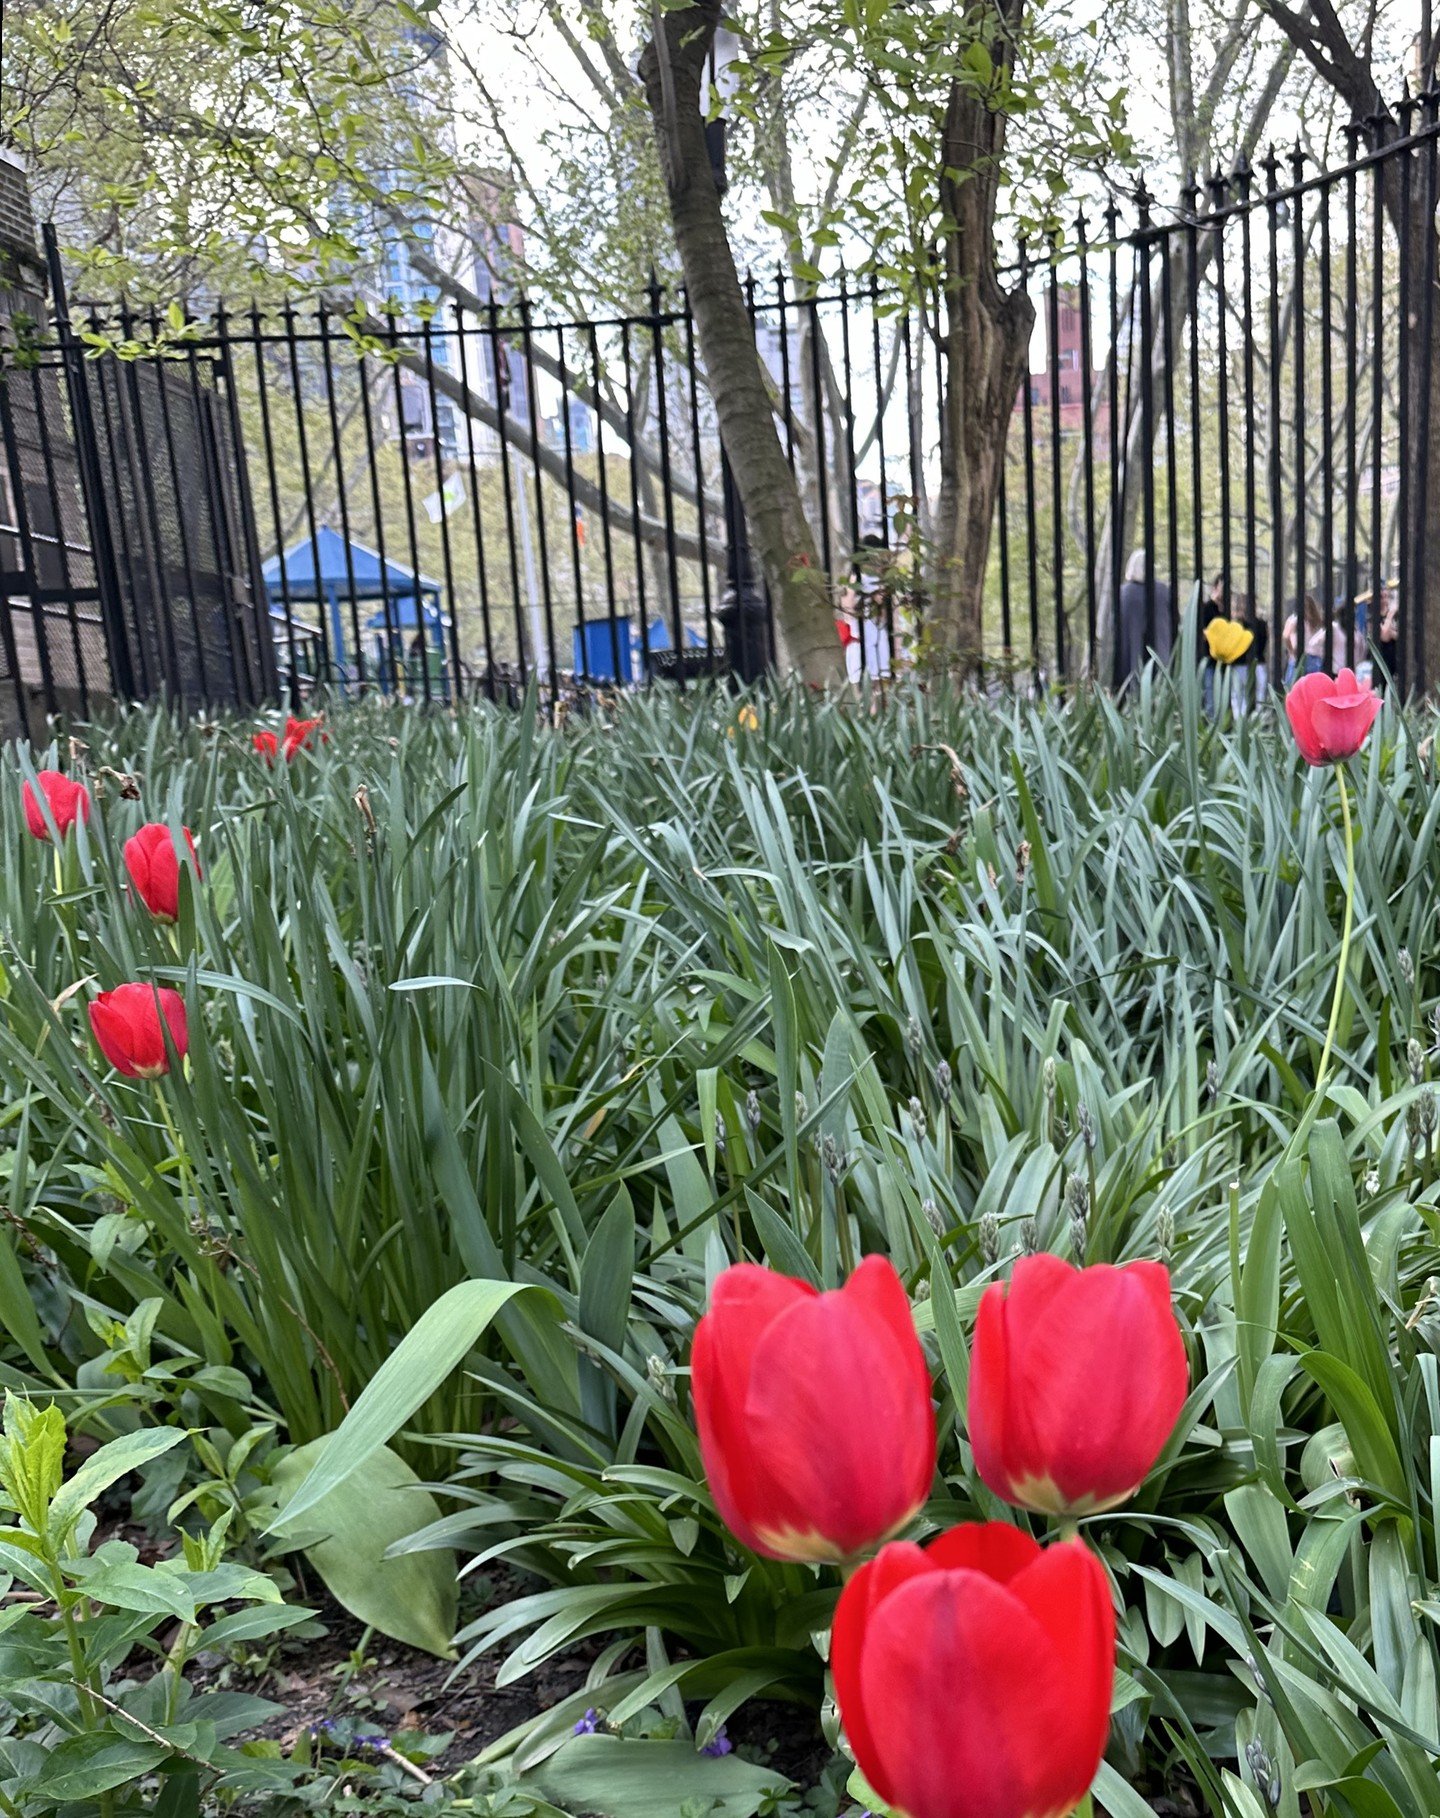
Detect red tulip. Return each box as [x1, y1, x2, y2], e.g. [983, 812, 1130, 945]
[1285, 666, 1379, 765]
[691, 1257, 935, 1564]
[833, 1523, 1115, 1818]
[282, 715, 325, 759]
[969, 1255, 1188, 1517]
[123, 824, 199, 923]
[23, 771, 91, 840]
[88, 983, 189, 1080]
[253, 730, 280, 764]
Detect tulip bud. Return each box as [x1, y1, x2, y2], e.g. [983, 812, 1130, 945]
[832, 1525, 1115, 1818]
[691, 1258, 936, 1564]
[88, 983, 189, 1081]
[23, 770, 92, 841]
[969, 1255, 1189, 1517]
[122, 824, 199, 923]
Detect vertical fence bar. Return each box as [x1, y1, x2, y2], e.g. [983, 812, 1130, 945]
[418, 315, 465, 699]
[587, 325, 624, 684]
[118, 301, 185, 698]
[354, 342, 403, 696]
[620, 319, 651, 677]
[488, 302, 528, 692]
[1159, 219, 1179, 637]
[555, 324, 589, 685]
[1077, 211, 1099, 673]
[1369, 117, 1385, 681]
[1018, 240, 1041, 676]
[384, 315, 432, 705]
[147, 313, 213, 700]
[646, 273, 685, 678]
[838, 269, 861, 558]
[1265, 151, 1285, 676]
[681, 295, 716, 669]
[1291, 145, 1309, 656]
[451, 301, 497, 698]
[1182, 176, 1204, 593]
[1210, 170, 1233, 645]
[1397, 103, 1413, 694]
[776, 268, 797, 468]
[1343, 126, 1360, 671]
[24, 360, 89, 713]
[317, 304, 367, 694]
[1136, 184, 1158, 662]
[1319, 172, 1337, 672]
[518, 295, 559, 705]
[42, 230, 135, 701]
[1238, 157, 1259, 685]
[250, 305, 300, 704]
[1107, 200, 1122, 685]
[1413, 92, 1438, 694]
[1047, 233, 1066, 677]
[282, 301, 332, 688]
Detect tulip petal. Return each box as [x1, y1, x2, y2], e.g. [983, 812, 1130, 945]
[742, 1274, 934, 1558]
[831, 1542, 933, 1808]
[1009, 1540, 1116, 1787]
[924, 1519, 1041, 1583]
[692, 1266, 815, 1553]
[858, 1570, 1078, 1818]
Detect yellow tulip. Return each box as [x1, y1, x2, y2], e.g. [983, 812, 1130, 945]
[736, 704, 760, 732]
[1205, 618, 1255, 664]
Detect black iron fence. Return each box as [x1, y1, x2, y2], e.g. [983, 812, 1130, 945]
[1, 92, 1437, 725]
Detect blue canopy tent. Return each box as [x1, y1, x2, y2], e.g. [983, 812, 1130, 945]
[262, 528, 449, 692]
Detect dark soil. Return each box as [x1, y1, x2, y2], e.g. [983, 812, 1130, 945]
[202, 1584, 833, 1791]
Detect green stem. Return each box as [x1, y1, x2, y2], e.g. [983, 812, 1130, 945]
[1313, 765, 1356, 1112]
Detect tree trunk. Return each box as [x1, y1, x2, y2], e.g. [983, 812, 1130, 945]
[639, 0, 836, 683]
[927, 64, 1034, 673]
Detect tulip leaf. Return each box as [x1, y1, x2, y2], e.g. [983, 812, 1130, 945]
[269, 1279, 554, 1532]
[525, 1737, 790, 1818]
[271, 1439, 457, 1657]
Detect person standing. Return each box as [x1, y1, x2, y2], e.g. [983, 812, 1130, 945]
[1117, 548, 1173, 688]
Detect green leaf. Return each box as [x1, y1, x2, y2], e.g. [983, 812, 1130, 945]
[272, 1439, 457, 1658]
[526, 1736, 791, 1818]
[269, 1279, 550, 1531]
[49, 1428, 186, 1540]
[26, 1730, 167, 1802]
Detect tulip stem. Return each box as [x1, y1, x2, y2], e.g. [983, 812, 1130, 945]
[1313, 765, 1355, 1115]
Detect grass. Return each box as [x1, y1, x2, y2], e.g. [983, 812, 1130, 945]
[3, 666, 1440, 1814]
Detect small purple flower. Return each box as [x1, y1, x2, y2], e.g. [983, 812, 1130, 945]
[573, 1707, 600, 1736]
[354, 1733, 390, 1752]
[701, 1726, 732, 1757]
[307, 1718, 336, 1737]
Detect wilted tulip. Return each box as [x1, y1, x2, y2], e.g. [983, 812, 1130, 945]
[969, 1254, 1188, 1517]
[1285, 666, 1379, 765]
[88, 984, 189, 1079]
[23, 771, 91, 840]
[832, 1522, 1115, 1818]
[123, 823, 199, 923]
[691, 1257, 935, 1564]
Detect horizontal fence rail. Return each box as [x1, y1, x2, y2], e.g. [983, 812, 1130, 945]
[1, 92, 1436, 728]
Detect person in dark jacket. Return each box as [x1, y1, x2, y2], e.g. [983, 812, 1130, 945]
[1117, 548, 1173, 688]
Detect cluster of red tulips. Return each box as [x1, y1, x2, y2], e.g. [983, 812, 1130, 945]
[692, 1253, 1189, 1818]
[23, 769, 193, 1081]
